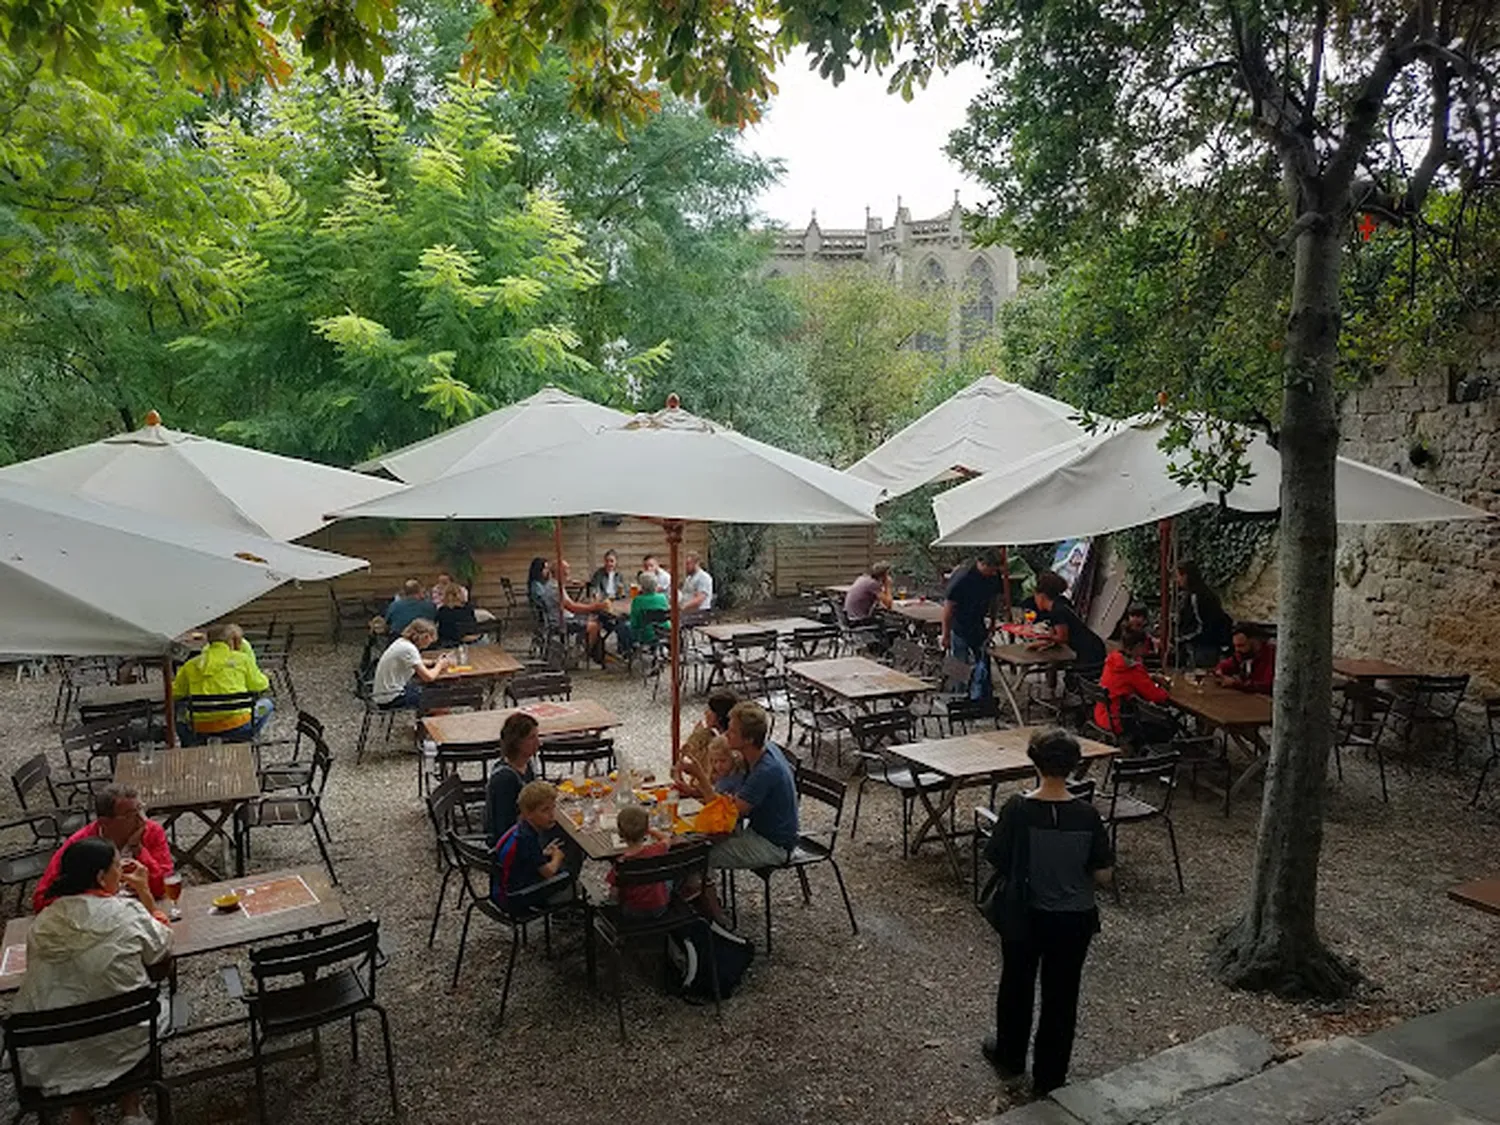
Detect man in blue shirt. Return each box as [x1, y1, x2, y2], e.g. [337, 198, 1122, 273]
[384, 578, 433, 637]
[696, 701, 798, 930]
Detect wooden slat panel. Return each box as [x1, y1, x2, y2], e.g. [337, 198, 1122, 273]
[770, 525, 875, 595]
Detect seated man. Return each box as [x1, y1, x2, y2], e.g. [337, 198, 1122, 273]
[372, 619, 451, 709]
[640, 553, 672, 595]
[172, 623, 272, 743]
[589, 549, 627, 600]
[688, 702, 798, 930]
[33, 784, 172, 912]
[1030, 571, 1106, 675]
[1216, 624, 1276, 693]
[679, 552, 714, 612]
[384, 578, 432, 635]
[844, 561, 894, 622]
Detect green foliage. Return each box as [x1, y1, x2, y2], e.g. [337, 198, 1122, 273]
[1111, 509, 1274, 613]
[430, 520, 512, 587]
[707, 524, 767, 610]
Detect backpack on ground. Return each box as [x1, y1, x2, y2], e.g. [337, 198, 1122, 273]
[666, 918, 754, 1000]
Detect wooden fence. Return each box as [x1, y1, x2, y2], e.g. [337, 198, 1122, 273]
[768, 525, 876, 596]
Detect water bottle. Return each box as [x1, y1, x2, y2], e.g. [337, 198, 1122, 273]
[458, 643, 469, 666]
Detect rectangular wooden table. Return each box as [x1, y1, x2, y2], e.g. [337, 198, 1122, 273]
[77, 682, 164, 711]
[989, 644, 1077, 725]
[892, 726, 1119, 882]
[789, 657, 931, 707]
[433, 645, 522, 681]
[116, 744, 261, 881]
[421, 698, 621, 747]
[555, 798, 705, 862]
[0, 866, 344, 993]
[1333, 657, 1424, 681]
[1448, 875, 1500, 918]
[889, 599, 945, 627]
[698, 617, 827, 643]
[1168, 674, 1274, 801]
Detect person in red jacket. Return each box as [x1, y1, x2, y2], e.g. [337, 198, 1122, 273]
[33, 784, 173, 914]
[1215, 625, 1276, 694]
[1095, 630, 1174, 748]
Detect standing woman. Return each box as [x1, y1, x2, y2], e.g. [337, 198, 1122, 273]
[1175, 560, 1233, 668]
[14, 837, 171, 1125]
[982, 729, 1113, 1096]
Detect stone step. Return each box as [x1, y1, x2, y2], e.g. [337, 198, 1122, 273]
[1429, 1052, 1500, 1123]
[1364, 1096, 1493, 1125]
[1155, 1037, 1414, 1125]
[1363, 995, 1500, 1082]
[1050, 1025, 1276, 1125]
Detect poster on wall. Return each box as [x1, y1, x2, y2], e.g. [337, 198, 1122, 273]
[1051, 538, 1093, 597]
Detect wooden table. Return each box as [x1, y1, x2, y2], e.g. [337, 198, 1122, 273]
[789, 657, 930, 707]
[1168, 675, 1273, 800]
[77, 682, 164, 711]
[989, 644, 1077, 725]
[554, 798, 705, 862]
[892, 727, 1119, 883]
[889, 600, 945, 627]
[1334, 658, 1424, 681]
[116, 744, 261, 881]
[698, 617, 826, 643]
[0, 866, 344, 993]
[422, 698, 621, 747]
[821, 583, 855, 597]
[1448, 875, 1500, 918]
[433, 646, 522, 681]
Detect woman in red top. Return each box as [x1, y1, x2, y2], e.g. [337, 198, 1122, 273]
[1095, 630, 1174, 749]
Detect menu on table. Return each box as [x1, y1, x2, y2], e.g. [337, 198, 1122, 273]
[521, 701, 575, 720]
[231, 874, 319, 919]
[0, 944, 25, 976]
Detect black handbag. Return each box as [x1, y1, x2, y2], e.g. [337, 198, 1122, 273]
[979, 800, 1032, 940]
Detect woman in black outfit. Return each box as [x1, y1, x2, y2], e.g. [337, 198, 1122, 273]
[1175, 559, 1233, 667]
[982, 729, 1114, 1096]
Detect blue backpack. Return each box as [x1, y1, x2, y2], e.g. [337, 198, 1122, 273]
[666, 919, 755, 1000]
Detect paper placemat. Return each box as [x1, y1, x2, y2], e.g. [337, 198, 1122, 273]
[232, 874, 319, 919]
[1, 943, 26, 976]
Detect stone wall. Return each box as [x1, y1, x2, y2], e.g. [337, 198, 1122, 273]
[1333, 352, 1500, 753]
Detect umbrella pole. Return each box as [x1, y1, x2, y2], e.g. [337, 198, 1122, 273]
[1158, 518, 1173, 670]
[1000, 546, 1012, 621]
[161, 656, 176, 748]
[666, 520, 683, 764]
[553, 517, 567, 653]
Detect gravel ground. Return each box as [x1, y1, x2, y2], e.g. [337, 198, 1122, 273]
[0, 638, 1495, 1125]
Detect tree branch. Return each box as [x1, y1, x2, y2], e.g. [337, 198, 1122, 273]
[1324, 11, 1426, 197]
[1304, 0, 1326, 130]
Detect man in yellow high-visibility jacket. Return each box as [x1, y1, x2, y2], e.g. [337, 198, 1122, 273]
[172, 624, 273, 743]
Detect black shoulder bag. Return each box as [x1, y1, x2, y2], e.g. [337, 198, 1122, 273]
[979, 801, 1032, 941]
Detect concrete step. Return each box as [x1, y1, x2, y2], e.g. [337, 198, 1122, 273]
[1051, 1025, 1276, 1125]
[1364, 1096, 1493, 1125]
[1363, 995, 1500, 1081]
[1429, 1053, 1500, 1123]
[1155, 1037, 1414, 1125]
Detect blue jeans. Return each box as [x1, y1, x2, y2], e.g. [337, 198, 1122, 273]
[951, 634, 993, 700]
[178, 698, 274, 745]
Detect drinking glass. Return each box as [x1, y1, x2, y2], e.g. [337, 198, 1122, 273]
[163, 873, 183, 921]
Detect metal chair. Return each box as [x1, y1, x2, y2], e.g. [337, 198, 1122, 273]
[847, 709, 944, 856]
[10, 754, 89, 835]
[236, 736, 338, 884]
[51, 655, 115, 725]
[2, 986, 171, 1125]
[256, 710, 326, 800]
[445, 833, 581, 1023]
[746, 769, 858, 955]
[1097, 751, 1184, 899]
[504, 670, 573, 706]
[536, 735, 616, 780]
[789, 624, 841, 661]
[1333, 684, 1396, 803]
[257, 625, 297, 709]
[424, 774, 483, 947]
[181, 691, 265, 745]
[223, 919, 397, 1124]
[1471, 697, 1500, 807]
[589, 841, 717, 1041]
[1390, 673, 1471, 764]
[785, 679, 849, 767]
[0, 811, 64, 911]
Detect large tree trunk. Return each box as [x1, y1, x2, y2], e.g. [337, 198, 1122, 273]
[1210, 211, 1362, 999]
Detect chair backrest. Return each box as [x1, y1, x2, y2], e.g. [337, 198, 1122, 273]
[417, 682, 486, 716]
[500, 576, 519, 609]
[3, 986, 160, 1060]
[11, 754, 53, 810]
[1104, 750, 1180, 816]
[249, 918, 382, 996]
[796, 767, 847, 823]
[729, 630, 778, 656]
[947, 696, 1001, 732]
[536, 736, 614, 777]
[185, 691, 261, 718]
[426, 773, 466, 844]
[505, 671, 572, 704]
[887, 638, 924, 673]
[306, 736, 335, 798]
[939, 655, 972, 694]
[849, 709, 914, 753]
[1076, 678, 1109, 707]
[1414, 674, 1470, 718]
[60, 656, 115, 689]
[791, 625, 840, 659]
[79, 698, 157, 726]
[1065, 778, 1097, 802]
[612, 839, 712, 888]
[59, 716, 137, 772]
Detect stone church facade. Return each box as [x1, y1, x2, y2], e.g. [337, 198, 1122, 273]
[766, 198, 1023, 354]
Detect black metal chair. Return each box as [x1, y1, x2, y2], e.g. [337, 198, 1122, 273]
[237, 735, 338, 884]
[536, 735, 616, 780]
[257, 625, 297, 709]
[2, 985, 170, 1125]
[1097, 751, 1184, 899]
[256, 711, 326, 811]
[55, 719, 126, 792]
[789, 624, 841, 661]
[847, 709, 944, 856]
[1390, 673, 1471, 764]
[723, 630, 780, 703]
[51, 655, 115, 725]
[414, 682, 487, 795]
[504, 670, 573, 706]
[745, 769, 858, 955]
[446, 833, 580, 1023]
[589, 840, 717, 1041]
[223, 919, 397, 1124]
[0, 811, 64, 911]
[1333, 684, 1396, 803]
[11, 754, 90, 835]
[1471, 697, 1500, 807]
[785, 679, 849, 767]
[1077, 678, 1120, 746]
[180, 691, 265, 745]
[425, 774, 484, 947]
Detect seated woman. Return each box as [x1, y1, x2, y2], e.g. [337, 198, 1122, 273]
[619, 572, 669, 657]
[527, 557, 609, 665]
[371, 619, 450, 710]
[14, 837, 172, 1125]
[1095, 629, 1175, 750]
[434, 583, 479, 647]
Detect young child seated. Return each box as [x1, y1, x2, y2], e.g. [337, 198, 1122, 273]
[677, 735, 743, 800]
[605, 804, 672, 918]
[492, 780, 574, 912]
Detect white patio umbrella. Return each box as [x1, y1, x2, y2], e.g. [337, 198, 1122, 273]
[0, 411, 404, 542]
[354, 386, 632, 483]
[333, 399, 883, 756]
[846, 375, 1090, 501]
[934, 412, 1492, 546]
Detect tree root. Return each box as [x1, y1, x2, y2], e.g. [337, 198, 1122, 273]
[1210, 915, 1363, 1000]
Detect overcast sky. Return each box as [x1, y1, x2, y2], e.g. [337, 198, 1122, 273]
[739, 53, 992, 230]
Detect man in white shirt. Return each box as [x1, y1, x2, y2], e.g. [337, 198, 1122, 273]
[679, 552, 714, 611]
[640, 553, 671, 595]
[372, 620, 450, 708]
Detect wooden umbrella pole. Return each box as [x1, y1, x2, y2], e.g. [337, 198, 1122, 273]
[1158, 518, 1173, 670]
[161, 655, 176, 747]
[666, 520, 684, 764]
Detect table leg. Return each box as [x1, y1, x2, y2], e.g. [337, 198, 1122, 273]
[909, 779, 966, 884]
[164, 805, 240, 882]
[1227, 729, 1271, 798]
[995, 667, 1026, 726]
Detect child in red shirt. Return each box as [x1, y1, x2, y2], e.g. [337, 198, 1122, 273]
[1096, 630, 1172, 745]
[606, 805, 672, 918]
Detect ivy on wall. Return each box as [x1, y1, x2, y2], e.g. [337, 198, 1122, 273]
[1111, 507, 1276, 608]
[430, 521, 514, 587]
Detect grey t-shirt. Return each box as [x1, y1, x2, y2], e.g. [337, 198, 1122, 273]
[985, 794, 1113, 914]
